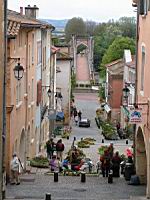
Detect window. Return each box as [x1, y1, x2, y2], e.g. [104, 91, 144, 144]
[141, 46, 146, 91]
[28, 84, 30, 103]
[148, 0, 150, 10]
[29, 45, 31, 68]
[18, 31, 22, 47]
[32, 33, 34, 64]
[140, 0, 148, 15]
[37, 41, 42, 64]
[16, 82, 22, 104]
[45, 46, 46, 69]
[31, 79, 34, 101]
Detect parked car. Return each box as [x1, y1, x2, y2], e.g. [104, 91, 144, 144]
[79, 118, 90, 127]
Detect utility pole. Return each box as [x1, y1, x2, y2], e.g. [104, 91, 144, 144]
[0, 0, 5, 199]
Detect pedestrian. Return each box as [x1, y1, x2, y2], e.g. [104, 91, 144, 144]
[73, 107, 78, 119]
[108, 142, 114, 160]
[112, 151, 121, 177]
[78, 110, 82, 121]
[116, 122, 121, 134]
[46, 138, 55, 159]
[100, 150, 111, 177]
[49, 155, 61, 172]
[56, 139, 65, 161]
[75, 115, 78, 125]
[10, 153, 20, 185]
[62, 156, 69, 170]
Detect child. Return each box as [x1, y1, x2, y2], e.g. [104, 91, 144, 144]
[49, 155, 60, 172]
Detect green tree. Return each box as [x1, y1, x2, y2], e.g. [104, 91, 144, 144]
[102, 37, 135, 65]
[99, 37, 135, 77]
[65, 17, 86, 42]
[85, 20, 96, 36]
[118, 17, 136, 39]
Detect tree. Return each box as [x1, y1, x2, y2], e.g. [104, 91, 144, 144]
[65, 17, 86, 42]
[102, 37, 135, 65]
[99, 37, 135, 77]
[118, 17, 136, 39]
[85, 20, 97, 36]
[93, 23, 122, 71]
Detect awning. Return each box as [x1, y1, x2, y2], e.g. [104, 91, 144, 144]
[104, 104, 111, 113]
[56, 111, 64, 121]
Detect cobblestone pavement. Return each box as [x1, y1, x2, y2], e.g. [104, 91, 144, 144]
[6, 174, 146, 200]
[5, 93, 146, 200]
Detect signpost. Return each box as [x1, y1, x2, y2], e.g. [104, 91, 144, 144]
[129, 107, 142, 124]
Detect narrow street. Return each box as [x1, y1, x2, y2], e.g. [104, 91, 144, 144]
[5, 93, 146, 200]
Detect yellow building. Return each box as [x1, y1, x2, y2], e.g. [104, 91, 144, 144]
[6, 6, 54, 177]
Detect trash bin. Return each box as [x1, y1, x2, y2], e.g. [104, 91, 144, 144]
[124, 163, 134, 181]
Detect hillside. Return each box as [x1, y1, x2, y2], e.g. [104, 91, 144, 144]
[41, 19, 68, 30]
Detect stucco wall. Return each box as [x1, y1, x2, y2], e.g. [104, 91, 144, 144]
[56, 60, 71, 124]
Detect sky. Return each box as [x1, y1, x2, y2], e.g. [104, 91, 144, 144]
[8, 0, 135, 22]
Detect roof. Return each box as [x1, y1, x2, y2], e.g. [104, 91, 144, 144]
[126, 60, 135, 69]
[105, 59, 123, 68]
[56, 52, 73, 61]
[7, 9, 54, 36]
[51, 46, 60, 54]
[106, 59, 124, 75]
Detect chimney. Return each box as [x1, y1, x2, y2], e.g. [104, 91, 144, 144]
[20, 7, 23, 15]
[25, 5, 39, 19]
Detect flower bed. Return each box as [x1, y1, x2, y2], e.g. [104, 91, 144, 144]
[101, 121, 118, 140]
[77, 137, 96, 148]
[30, 156, 49, 168]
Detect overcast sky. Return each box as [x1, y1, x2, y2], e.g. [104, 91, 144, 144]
[8, 0, 135, 22]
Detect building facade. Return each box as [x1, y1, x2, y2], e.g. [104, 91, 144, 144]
[132, 0, 150, 197]
[105, 59, 124, 123]
[56, 46, 72, 125]
[6, 6, 54, 176]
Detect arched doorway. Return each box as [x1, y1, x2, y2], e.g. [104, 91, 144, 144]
[136, 127, 147, 184]
[19, 129, 26, 167]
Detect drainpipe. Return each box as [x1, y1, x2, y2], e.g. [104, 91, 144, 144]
[133, 1, 139, 170]
[0, 0, 5, 199]
[2, 0, 7, 198]
[24, 31, 29, 171]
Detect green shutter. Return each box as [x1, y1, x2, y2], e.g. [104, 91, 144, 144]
[148, 0, 150, 11]
[140, 0, 145, 15]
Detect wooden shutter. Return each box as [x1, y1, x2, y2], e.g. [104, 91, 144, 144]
[37, 79, 42, 106]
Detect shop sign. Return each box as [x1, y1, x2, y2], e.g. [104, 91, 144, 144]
[129, 107, 142, 124]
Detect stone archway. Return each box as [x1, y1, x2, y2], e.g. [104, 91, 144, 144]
[19, 129, 26, 166]
[136, 126, 147, 184]
[71, 35, 94, 86]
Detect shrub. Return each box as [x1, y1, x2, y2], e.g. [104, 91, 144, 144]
[30, 156, 49, 168]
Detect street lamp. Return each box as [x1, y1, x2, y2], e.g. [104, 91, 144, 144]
[13, 62, 24, 81]
[122, 86, 130, 99]
[47, 88, 51, 98]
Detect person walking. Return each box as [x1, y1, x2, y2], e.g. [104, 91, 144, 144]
[100, 150, 111, 177]
[112, 151, 121, 177]
[78, 110, 82, 121]
[46, 138, 55, 159]
[73, 107, 78, 120]
[56, 139, 65, 161]
[10, 153, 20, 185]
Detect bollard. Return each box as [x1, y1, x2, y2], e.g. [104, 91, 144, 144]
[126, 139, 128, 145]
[108, 172, 113, 184]
[54, 171, 59, 182]
[102, 139, 104, 143]
[81, 171, 86, 183]
[45, 193, 51, 200]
